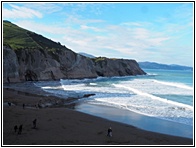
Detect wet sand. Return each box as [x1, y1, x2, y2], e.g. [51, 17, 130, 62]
[3, 88, 193, 145]
[75, 103, 193, 139]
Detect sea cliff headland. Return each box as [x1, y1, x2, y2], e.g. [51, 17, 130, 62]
[3, 21, 146, 83]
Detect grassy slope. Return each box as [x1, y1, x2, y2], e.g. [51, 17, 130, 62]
[3, 20, 68, 51]
[3, 20, 40, 49]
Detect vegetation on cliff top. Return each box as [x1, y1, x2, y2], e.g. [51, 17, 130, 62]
[3, 20, 68, 51]
[92, 57, 118, 62]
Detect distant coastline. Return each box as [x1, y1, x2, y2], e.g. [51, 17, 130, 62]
[138, 62, 193, 71]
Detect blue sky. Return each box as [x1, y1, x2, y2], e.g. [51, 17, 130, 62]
[3, 2, 194, 66]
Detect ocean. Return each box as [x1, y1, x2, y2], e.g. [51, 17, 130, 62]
[33, 69, 193, 138]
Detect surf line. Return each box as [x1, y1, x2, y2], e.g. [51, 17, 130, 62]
[153, 80, 193, 90]
[113, 84, 193, 110]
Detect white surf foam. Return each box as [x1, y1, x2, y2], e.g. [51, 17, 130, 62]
[118, 79, 193, 96]
[34, 77, 193, 126]
[90, 94, 193, 125]
[113, 84, 193, 110]
[153, 80, 193, 90]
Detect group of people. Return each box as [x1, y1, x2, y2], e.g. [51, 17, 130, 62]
[14, 125, 23, 135]
[14, 119, 37, 135]
[14, 119, 111, 138]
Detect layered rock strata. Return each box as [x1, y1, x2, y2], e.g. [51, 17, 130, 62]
[3, 46, 146, 83]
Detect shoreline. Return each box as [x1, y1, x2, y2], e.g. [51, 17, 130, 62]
[75, 103, 193, 139]
[2, 87, 193, 145]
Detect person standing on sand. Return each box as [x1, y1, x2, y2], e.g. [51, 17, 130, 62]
[18, 125, 23, 135]
[33, 119, 37, 129]
[23, 103, 25, 109]
[107, 127, 112, 137]
[14, 125, 18, 133]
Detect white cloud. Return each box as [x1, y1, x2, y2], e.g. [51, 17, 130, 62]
[59, 22, 171, 62]
[15, 18, 171, 61]
[25, 3, 64, 14]
[80, 25, 105, 32]
[64, 15, 105, 27]
[3, 4, 42, 19]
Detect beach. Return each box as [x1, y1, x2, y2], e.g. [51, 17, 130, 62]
[2, 87, 193, 146]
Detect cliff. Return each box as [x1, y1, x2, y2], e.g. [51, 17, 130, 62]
[3, 21, 146, 83]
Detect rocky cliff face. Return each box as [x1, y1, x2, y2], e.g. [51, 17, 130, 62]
[3, 46, 146, 83]
[3, 21, 146, 83]
[3, 46, 20, 82]
[93, 57, 145, 77]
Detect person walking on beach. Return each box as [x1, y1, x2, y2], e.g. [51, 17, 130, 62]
[18, 125, 23, 135]
[33, 119, 37, 129]
[107, 127, 112, 137]
[23, 103, 25, 109]
[14, 125, 18, 133]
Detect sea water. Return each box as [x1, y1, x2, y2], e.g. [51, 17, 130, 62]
[34, 69, 194, 136]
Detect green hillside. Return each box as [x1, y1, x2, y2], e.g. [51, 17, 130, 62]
[3, 20, 67, 51]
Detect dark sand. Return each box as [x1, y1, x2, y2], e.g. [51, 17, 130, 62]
[2, 88, 193, 145]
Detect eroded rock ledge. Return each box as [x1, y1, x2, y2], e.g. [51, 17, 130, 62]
[3, 46, 146, 83]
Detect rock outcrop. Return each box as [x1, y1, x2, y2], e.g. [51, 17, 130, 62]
[3, 46, 20, 82]
[3, 46, 146, 83]
[93, 57, 145, 77]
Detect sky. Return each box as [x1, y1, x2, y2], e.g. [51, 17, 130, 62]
[2, 2, 194, 67]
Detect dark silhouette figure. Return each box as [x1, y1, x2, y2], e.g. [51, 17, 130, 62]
[8, 102, 11, 106]
[7, 77, 10, 83]
[14, 125, 18, 133]
[18, 125, 23, 135]
[23, 103, 25, 109]
[38, 103, 42, 108]
[33, 119, 37, 129]
[107, 127, 112, 137]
